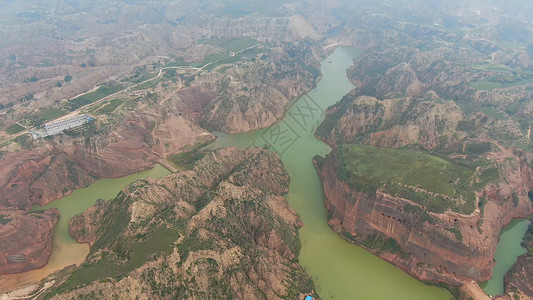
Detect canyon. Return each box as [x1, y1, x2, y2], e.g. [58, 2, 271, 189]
[315, 147, 533, 285]
[2, 0, 533, 299]
[41, 147, 317, 299]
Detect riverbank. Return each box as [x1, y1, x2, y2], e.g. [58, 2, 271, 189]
[0, 165, 169, 294]
[209, 47, 452, 299]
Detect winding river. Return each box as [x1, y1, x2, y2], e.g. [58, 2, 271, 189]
[3, 47, 525, 299]
[0, 165, 170, 293]
[209, 47, 452, 299]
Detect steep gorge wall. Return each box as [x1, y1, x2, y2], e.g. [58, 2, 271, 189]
[316, 154, 533, 285]
[0, 209, 59, 274]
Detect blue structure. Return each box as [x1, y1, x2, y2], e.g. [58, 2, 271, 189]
[305, 296, 313, 300]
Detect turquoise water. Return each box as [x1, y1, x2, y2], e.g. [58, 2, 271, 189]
[481, 219, 530, 296]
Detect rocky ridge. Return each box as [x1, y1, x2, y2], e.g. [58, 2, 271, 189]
[41, 147, 316, 299]
[315, 147, 533, 286]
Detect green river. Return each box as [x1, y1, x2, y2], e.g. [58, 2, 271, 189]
[0, 165, 170, 292]
[481, 218, 531, 296]
[208, 47, 452, 299]
[4, 47, 526, 299]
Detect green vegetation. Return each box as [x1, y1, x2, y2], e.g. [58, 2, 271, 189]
[38, 107, 67, 121]
[512, 193, 519, 207]
[95, 99, 125, 114]
[5, 123, 25, 134]
[470, 71, 533, 91]
[67, 83, 124, 111]
[470, 63, 514, 73]
[401, 204, 435, 224]
[0, 214, 12, 225]
[335, 144, 497, 214]
[57, 226, 175, 293]
[520, 221, 533, 254]
[359, 234, 410, 259]
[444, 226, 463, 241]
[125, 67, 157, 84]
[469, 81, 503, 90]
[167, 141, 213, 170]
[200, 36, 259, 52]
[64, 75, 73, 82]
[202, 47, 268, 71]
[131, 77, 164, 91]
[203, 53, 232, 64]
[497, 40, 523, 49]
[463, 142, 492, 155]
[480, 107, 507, 120]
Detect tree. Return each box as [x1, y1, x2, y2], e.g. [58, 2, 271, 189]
[64, 75, 73, 82]
[57, 82, 63, 87]
[24, 93, 34, 101]
[0, 103, 4, 110]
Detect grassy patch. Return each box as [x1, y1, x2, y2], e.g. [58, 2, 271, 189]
[203, 55, 242, 71]
[57, 226, 175, 292]
[202, 47, 268, 71]
[67, 84, 125, 111]
[463, 142, 492, 155]
[444, 226, 463, 241]
[360, 234, 410, 259]
[131, 78, 164, 91]
[167, 141, 213, 170]
[470, 71, 533, 91]
[203, 53, 232, 64]
[5, 123, 25, 134]
[401, 204, 435, 224]
[470, 63, 514, 73]
[469, 81, 503, 90]
[480, 107, 507, 120]
[38, 107, 67, 121]
[96, 99, 125, 114]
[335, 144, 486, 214]
[0, 214, 12, 225]
[126, 68, 157, 84]
[200, 37, 259, 52]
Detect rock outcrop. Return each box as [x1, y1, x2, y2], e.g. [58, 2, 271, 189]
[316, 91, 526, 151]
[0, 92, 210, 274]
[315, 147, 533, 286]
[41, 147, 316, 299]
[0, 209, 59, 274]
[0, 118, 159, 210]
[198, 42, 320, 134]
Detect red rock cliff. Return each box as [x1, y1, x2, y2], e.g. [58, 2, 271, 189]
[316, 152, 533, 285]
[0, 209, 59, 274]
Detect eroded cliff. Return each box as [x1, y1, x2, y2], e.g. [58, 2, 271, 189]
[0, 209, 59, 274]
[39, 147, 316, 299]
[315, 145, 533, 286]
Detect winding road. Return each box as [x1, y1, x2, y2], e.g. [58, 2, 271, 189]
[1, 43, 261, 144]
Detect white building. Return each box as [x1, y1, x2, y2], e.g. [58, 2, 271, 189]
[30, 114, 93, 139]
